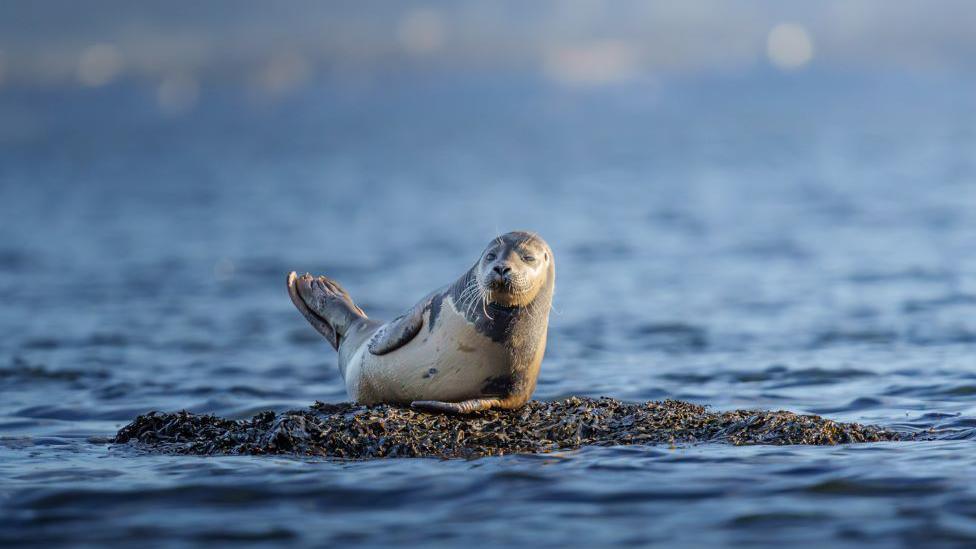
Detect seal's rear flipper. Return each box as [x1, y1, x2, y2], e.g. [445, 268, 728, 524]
[287, 272, 366, 350]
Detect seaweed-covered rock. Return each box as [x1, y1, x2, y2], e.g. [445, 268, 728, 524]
[113, 397, 905, 459]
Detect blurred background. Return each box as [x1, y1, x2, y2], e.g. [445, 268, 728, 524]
[2, 2, 976, 547]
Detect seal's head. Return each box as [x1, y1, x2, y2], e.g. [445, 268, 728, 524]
[475, 231, 554, 307]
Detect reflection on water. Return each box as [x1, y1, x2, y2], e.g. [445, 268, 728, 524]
[1, 70, 976, 546]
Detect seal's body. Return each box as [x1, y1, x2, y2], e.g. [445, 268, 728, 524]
[287, 231, 554, 413]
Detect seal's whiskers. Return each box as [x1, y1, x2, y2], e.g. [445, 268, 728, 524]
[482, 288, 494, 320]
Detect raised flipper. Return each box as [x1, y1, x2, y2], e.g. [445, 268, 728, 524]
[287, 272, 366, 350]
[411, 398, 506, 414]
[367, 303, 425, 355]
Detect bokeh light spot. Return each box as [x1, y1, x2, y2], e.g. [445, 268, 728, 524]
[544, 41, 639, 87]
[77, 44, 123, 86]
[157, 73, 199, 115]
[397, 9, 445, 55]
[255, 52, 311, 96]
[766, 23, 814, 70]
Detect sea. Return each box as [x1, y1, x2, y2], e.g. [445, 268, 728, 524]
[1, 68, 975, 546]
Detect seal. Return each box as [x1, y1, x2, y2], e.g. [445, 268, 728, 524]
[286, 231, 555, 413]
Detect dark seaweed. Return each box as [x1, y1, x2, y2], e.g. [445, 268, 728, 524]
[113, 397, 906, 459]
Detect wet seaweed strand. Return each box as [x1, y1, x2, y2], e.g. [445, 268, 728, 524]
[113, 397, 905, 459]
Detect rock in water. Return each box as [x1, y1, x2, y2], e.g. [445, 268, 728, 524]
[112, 397, 905, 459]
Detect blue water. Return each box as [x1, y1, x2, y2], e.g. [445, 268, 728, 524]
[2, 70, 976, 547]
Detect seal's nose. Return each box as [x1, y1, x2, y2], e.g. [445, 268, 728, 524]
[493, 264, 512, 277]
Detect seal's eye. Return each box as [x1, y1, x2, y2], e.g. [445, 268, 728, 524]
[485, 253, 496, 261]
[522, 255, 535, 263]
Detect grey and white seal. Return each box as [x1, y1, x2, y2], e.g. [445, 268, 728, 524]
[286, 231, 555, 413]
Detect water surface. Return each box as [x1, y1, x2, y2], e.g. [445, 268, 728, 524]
[2, 71, 976, 546]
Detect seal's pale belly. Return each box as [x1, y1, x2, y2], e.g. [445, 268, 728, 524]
[346, 295, 511, 404]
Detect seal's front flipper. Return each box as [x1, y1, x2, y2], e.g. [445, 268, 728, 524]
[287, 272, 366, 350]
[368, 303, 425, 355]
[411, 398, 504, 414]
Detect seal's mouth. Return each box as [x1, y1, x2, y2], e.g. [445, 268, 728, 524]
[487, 278, 531, 296]
[483, 282, 534, 308]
